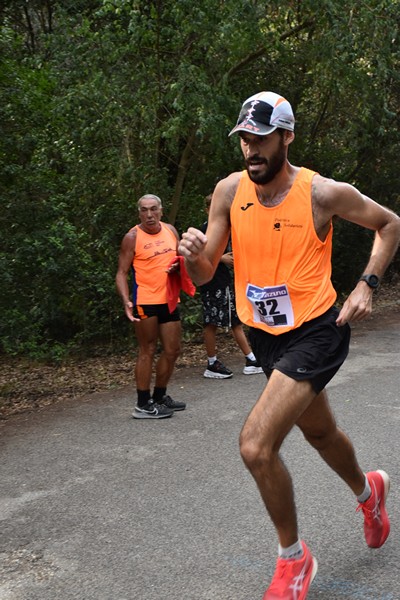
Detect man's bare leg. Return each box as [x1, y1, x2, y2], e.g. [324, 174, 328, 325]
[134, 317, 159, 390]
[296, 389, 365, 495]
[239, 370, 317, 547]
[155, 320, 181, 388]
[231, 323, 251, 355]
[132, 316, 175, 417]
[203, 323, 218, 358]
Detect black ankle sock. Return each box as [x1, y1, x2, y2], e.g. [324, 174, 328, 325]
[137, 389, 151, 407]
[152, 387, 166, 403]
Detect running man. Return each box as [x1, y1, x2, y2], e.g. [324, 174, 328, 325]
[178, 92, 400, 598]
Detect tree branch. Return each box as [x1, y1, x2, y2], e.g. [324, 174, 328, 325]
[226, 18, 315, 80]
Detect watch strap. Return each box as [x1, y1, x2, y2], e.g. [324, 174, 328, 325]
[358, 274, 380, 289]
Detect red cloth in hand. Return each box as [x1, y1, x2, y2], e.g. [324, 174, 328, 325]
[167, 256, 196, 313]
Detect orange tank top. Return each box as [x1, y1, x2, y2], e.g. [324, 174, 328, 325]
[230, 168, 336, 335]
[131, 223, 177, 305]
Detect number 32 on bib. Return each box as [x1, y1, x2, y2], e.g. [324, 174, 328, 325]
[246, 283, 294, 328]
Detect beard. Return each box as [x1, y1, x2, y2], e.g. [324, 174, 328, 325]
[245, 138, 286, 185]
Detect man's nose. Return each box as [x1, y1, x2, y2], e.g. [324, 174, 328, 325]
[246, 140, 259, 155]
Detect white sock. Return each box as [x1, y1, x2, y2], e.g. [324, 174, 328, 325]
[246, 352, 256, 361]
[279, 539, 303, 560]
[356, 475, 372, 503]
[207, 356, 217, 365]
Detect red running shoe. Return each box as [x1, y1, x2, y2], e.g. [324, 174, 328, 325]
[357, 470, 390, 548]
[263, 541, 318, 599]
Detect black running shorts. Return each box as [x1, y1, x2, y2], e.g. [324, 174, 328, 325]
[248, 306, 351, 394]
[133, 303, 180, 324]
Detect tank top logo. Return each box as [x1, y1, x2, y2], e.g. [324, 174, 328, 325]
[144, 240, 169, 249]
[142, 239, 175, 258]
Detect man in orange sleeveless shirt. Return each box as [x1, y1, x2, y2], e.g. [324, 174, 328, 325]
[179, 92, 400, 599]
[116, 194, 186, 419]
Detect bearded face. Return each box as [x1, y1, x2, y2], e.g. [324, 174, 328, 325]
[244, 134, 286, 185]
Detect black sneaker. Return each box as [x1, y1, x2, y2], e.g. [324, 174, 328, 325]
[160, 394, 186, 411]
[243, 358, 263, 375]
[204, 359, 233, 379]
[132, 400, 173, 419]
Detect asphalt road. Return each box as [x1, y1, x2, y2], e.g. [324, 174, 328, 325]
[1, 318, 400, 600]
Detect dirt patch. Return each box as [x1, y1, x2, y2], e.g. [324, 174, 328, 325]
[0, 336, 229, 420]
[1, 284, 399, 420]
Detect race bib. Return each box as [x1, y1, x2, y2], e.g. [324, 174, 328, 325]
[246, 283, 294, 327]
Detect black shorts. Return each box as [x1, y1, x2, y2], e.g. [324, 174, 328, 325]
[200, 285, 240, 328]
[133, 303, 180, 324]
[248, 306, 351, 394]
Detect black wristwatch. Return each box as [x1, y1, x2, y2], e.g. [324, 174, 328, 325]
[358, 274, 380, 289]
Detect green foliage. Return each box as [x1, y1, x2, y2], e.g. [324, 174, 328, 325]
[179, 292, 203, 341]
[1, 0, 399, 359]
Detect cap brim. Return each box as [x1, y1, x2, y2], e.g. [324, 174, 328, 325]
[228, 123, 277, 137]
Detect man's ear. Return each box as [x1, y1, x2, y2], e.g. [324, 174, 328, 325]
[284, 130, 295, 146]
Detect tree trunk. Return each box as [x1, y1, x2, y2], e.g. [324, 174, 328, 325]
[167, 128, 197, 225]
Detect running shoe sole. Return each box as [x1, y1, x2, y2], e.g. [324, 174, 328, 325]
[243, 366, 264, 375]
[203, 370, 233, 379]
[377, 469, 390, 499]
[310, 557, 318, 587]
[132, 410, 173, 419]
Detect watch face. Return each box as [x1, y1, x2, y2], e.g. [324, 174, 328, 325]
[362, 274, 380, 288]
[368, 275, 379, 288]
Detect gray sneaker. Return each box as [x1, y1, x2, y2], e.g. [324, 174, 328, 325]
[160, 395, 186, 411]
[132, 400, 173, 419]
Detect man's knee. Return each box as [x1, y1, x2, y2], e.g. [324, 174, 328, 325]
[138, 340, 157, 360]
[239, 427, 274, 472]
[159, 342, 180, 363]
[169, 346, 181, 362]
